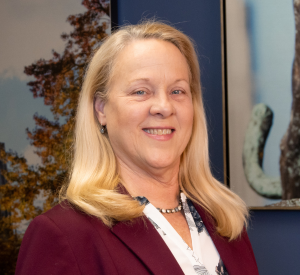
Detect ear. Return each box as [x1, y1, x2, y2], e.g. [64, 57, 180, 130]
[94, 97, 107, 125]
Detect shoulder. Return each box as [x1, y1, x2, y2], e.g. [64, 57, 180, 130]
[16, 201, 112, 275]
[42, 201, 91, 226]
[15, 202, 85, 275]
[20, 200, 112, 258]
[43, 200, 88, 222]
[35, 200, 110, 237]
[21, 200, 109, 250]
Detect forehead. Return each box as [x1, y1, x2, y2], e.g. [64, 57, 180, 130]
[109, 39, 191, 86]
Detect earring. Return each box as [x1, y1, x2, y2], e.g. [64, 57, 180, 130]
[100, 124, 106, 134]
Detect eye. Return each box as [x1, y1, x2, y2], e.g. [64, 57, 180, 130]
[172, 90, 183, 95]
[134, 90, 146, 95]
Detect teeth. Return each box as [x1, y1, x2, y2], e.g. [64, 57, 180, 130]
[144, 129, 173, 135]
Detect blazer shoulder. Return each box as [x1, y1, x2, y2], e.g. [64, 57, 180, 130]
[16, 201, 116, 275]
[16, 208, 82, 275]
[43, 200, 85, 221]
[42, 200, 108, 233]
[33, 200, 113, 254]
[43, 200, 85, 219]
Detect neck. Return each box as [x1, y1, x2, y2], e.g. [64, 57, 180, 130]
[118, 158, 181, 209]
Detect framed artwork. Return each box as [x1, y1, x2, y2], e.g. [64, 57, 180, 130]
[223, 0, 300, 209]
[0, 0, 112, 272]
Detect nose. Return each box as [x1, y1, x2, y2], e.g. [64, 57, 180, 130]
[149, 90, 174, 118]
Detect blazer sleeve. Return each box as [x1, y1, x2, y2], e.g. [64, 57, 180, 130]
[15, 215, 81, 275]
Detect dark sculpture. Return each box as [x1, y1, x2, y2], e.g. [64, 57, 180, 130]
[279, 0, 300, 200]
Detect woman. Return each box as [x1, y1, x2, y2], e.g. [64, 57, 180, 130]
[15, 21, 258, 275]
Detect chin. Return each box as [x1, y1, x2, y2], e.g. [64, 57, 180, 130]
[145, 155, 179, 170]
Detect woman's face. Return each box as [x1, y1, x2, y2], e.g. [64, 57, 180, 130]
[95, 39, 194, 173]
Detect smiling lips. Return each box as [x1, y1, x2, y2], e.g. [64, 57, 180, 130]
[143, 129, 174, 135]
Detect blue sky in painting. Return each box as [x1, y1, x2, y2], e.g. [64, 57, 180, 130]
[0, 77, 51, 153]
[243, 0, 294, 177]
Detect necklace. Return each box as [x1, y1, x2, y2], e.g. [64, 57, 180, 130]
[156, 196, 182, 214]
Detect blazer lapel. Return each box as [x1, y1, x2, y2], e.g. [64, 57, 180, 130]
[112, 185, 258, 275]
[111, 217, 185, 275]
[194, 204, 259, 275]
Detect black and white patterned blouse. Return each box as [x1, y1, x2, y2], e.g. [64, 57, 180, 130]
[135, 193, 228, 275]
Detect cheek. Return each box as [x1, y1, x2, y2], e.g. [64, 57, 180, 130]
[106, 101, 148, 131]
[180, 105, 194, 146]
[181, 102, 194, 130]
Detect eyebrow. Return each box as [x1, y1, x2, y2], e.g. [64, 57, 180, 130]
[128, 78, 189, 84]
[128, 78, 150, 84]
[173, 78, 189, 84]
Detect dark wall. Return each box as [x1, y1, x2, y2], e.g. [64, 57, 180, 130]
[115, 1, 300, 275]
[114, 0, 225, 182]
[248, 210, 300, 275]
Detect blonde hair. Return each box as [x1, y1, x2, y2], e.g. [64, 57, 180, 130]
[60, 20, 248, 240]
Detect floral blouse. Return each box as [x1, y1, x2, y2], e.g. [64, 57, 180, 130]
[134, 193, 228, 275]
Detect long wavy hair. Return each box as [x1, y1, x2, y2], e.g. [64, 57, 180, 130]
[60, 20, 248, 240]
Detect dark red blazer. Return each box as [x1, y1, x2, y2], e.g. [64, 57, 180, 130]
[15, 201, 259, 275]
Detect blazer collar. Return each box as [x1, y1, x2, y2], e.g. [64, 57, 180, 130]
[111, 185, 184, 274]
[111, 217, 185, 275]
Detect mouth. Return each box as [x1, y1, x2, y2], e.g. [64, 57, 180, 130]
[142, 128, 175, 135]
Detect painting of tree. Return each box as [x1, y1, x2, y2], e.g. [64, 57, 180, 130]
[0, 1, 110, 273]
